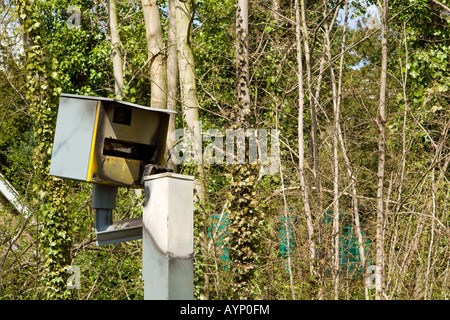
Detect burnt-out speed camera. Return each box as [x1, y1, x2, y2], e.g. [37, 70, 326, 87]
[49, 93, 176, 188]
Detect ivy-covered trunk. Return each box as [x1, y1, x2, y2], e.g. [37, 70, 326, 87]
[225, 162, 263, 299]
[18, 0, 72, 299]
[224, 0, 264, 299]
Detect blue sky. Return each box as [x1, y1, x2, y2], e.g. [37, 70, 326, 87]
[338, 2, 380, 30]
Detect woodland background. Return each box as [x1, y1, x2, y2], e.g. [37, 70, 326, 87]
[0, 0, 449, 300]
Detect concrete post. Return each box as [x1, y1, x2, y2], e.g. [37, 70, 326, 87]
[142, 172, 194, 300]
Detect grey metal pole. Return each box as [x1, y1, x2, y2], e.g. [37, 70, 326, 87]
[92, 184, 118, 233]
[142, 172, 194, 300]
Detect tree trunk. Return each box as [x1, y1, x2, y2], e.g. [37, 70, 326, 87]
[142, 0, 167, 109]
[236, 0, 251, 126]
[376, 0, 389, 300]
[300, 0, 322, 218]
[176, 0, 200, 164]
[295, 0, 316, 280]
[109, 0, 125, 99]
[175, 0, 206, 213]
[166, 0, 178, 171]
[299, 3, 323, 297]
[17, 0, 72, 299]
[176, 0, 202, 168]
[322, 3, 340, 300]
[175, 0, 208, 298]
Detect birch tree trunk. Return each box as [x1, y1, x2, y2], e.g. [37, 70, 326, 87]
[322, 2, 340, 300]
[376, 0, 389, 300]
[299, 4, 323, 296]
[142, 0, 167, 109]
[300, 0, 322, 218]
[295, 0, 316, 280]
[175, 0, 205, 201]
[175, 0, 209, 298]
[109, 0, 124, 99]
[166, 0, 178, 171]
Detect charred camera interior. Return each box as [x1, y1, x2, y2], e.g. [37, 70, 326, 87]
[103, 138, 157, 162]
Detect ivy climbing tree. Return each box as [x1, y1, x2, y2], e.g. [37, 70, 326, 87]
[224, 0, 266, 299]
[18, 0, 72, 299]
